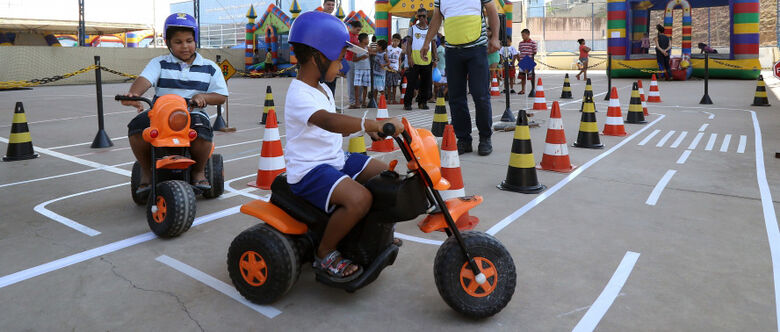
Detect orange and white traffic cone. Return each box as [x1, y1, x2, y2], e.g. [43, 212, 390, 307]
[435, 124, 478, 230]
[532, 77, 547, 111]
[400, 76, 407, 101]
[637, 79, 649, 116]
[647, 74, 661, 102]
[367, 94, 397, 152]
[490, 73, 501, 97]
[603, 87, 627, 136]
[538, 101, 576, 173]
[248, 108, 285, 190]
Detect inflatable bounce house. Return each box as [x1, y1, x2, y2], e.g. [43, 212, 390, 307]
[374, 0, 513, 41]
[53, 31, 154, 47]
[244, 0, 376, 72]
[1, 32, 62, 46]
[608, 0, 761, 79]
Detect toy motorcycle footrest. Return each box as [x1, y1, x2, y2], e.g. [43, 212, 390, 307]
[270, 174, 330, 232]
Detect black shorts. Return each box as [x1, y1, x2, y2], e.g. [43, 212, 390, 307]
[127, 110, 213, 142]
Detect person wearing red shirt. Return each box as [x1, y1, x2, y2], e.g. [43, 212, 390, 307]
[576, 39, 591, 81]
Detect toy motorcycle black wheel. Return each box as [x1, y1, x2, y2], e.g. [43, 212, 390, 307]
[146, 180, 196, 238]
[433, 231, 517, 319]
[227, 223, 301, 304]
[202, 153, 224, 199]
[130, 162, 146, 205]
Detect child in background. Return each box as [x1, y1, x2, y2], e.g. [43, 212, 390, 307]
[352, 33, 371, 108]
[517, 28, 537, 95]
[373, 39, 389, 102]
[433, 35, 447, 99]
[641, 33, 650, 54]
[385, 34, 403, 103]
[575, 39, 590, 81]
[500, 36, 518, 94]
[264, 48, 274, 75]
[486, 29, 500, 84]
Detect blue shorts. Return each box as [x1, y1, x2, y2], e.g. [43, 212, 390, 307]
[289, 152, 371, 213]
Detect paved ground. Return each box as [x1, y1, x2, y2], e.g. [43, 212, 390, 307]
[1, 71, 779, 331]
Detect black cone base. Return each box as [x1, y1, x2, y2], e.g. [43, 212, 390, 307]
[260, 112, 267, 125]
[573, 133, 604, 149]
[699, 94, 713, 105]
[561, 91, 572, 99]
[498, 181, 546, 194]
[212, 114, 227, 131]
[3, 146, 37, 161]
[752, 99, 770, 107]
[625, 114, 647, 124]
[367, 97, 377, 109]
[90, 129, 113, 148]
[500, 107, 516, 123]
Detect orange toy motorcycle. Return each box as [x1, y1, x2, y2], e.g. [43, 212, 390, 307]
[115, 94, 224, 237]
[227, 118, 516, 318]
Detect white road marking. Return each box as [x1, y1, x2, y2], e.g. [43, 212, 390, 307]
[0, 206, 241, 289]
[48, 135, 129, 150]
[703, 111, 715, 119]
[33, 183, 129, 236]
[687, 132, 705, 150]
[704, 133, 718, 151]
[0, 137, 130, 177]
[676, 150, 692, 164]
[637, 129, 661, 146]
[720, 134, 732, 152]
[487, 114, 666, 235]
[394, 232, 444, 245]
[155, 255, 281, 318]
[0, 168, 99, 189]
[748, 110, 780, 330]
[670, 131, 688, 148]
[572, 251, 640, 332]
[0, 110, 135, 129]
[698, 123, 709, 132]
[737, 135, 747, 153]
[655, 130, 676, 147]
[646, 170, 676, 206]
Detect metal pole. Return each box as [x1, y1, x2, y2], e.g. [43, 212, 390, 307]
[367, 44, 377, 108]
[78, 0, 86, 47]
[605, 53, 612, 100]
[707, 8, 711, 46]
[699, 52, 713, 104]
[91, 56, 113, 148]
[193, 0, 201, 48]
[591, 3, 594, 50]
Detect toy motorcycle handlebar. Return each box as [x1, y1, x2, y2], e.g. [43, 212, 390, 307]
[381, 123, 412, 143]
[115, 95, 198, 109]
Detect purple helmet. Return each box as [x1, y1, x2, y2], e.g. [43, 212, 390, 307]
[164, 13, 198, 43]
[288, 11, 365, 61]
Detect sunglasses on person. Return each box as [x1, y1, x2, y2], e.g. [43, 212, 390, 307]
[417, 15, 426, 18]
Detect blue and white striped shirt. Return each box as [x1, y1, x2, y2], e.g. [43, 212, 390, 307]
[139, 53, 229, 116]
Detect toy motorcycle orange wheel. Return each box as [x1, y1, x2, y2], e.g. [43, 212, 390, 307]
[146, 180, 196, 238]
[227, 223, 301, 304]
[433, 231, 517, 319]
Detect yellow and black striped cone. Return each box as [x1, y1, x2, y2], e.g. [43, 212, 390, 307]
[261, 85, 275, 124]
[752, 75, 770, 106]
[348, 135, 367, 155]
[3, 102, 38, 161]
[497, 109, 546, 194]
[579, 78, 593, 112]
[431, 89, 449, 137]
[625, 82, 646, 124]
[561, 73, 573, 99]
[573, 95, 604, 149]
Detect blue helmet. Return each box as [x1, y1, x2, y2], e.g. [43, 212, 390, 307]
[288, 11, 364, 61]
[164, 13, 198, 43]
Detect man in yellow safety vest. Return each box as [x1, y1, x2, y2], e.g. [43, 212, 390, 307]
[420, 0, 500, 156]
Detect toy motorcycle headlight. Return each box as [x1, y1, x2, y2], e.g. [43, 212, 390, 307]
[168, 110, 188, 131]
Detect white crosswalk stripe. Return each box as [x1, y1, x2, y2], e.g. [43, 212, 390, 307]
[637, 130, 747, 155]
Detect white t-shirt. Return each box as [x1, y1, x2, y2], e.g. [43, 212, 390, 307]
[283, 79, 345, 184]
[386, 45, 402, 71]
[500, 46, 518, 62]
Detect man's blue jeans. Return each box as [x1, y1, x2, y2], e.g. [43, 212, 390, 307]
[445, 45, 493, 143]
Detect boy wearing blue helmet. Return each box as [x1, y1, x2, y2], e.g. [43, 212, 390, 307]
[286, 11, 403, 282]
[120, 13, 228, 195]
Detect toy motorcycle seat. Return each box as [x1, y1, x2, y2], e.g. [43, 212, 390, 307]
[270, 174, 330, 230]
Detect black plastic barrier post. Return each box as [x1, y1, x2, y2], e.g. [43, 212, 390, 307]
[699, 53, 713, 104]
[493, 14, 517, 132]
[212, 55, 228, 131]
[604, 54, 612, 101]
[91, 56, 113, 148]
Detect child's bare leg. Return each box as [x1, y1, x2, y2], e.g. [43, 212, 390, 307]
[317, 178, 372, 276]
[355, 158, 387, 184]
[353, 86, 361, 106]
